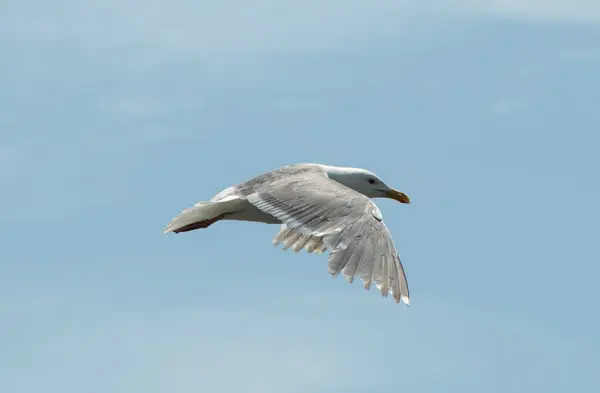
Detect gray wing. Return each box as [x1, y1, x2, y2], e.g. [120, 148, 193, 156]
[246, 171, 410, 305]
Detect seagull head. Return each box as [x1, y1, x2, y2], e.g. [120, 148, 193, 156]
[322, 165, 410, 204]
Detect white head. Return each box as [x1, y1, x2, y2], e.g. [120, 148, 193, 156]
[321, 165, 410, 204]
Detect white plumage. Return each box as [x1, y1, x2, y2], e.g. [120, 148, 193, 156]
[164, 163, 411, 305]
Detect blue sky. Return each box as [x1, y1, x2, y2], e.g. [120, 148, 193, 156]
[1, 1, 599, 392]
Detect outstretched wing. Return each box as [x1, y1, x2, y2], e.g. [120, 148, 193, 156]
[246, 171, 410, 305]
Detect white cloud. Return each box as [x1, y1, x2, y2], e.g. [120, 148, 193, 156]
[0, 1, 421, 54]
[271, 97, 331, 114]
[452, 0, 600, 23]
[557, 47, 600, 62]
[1, 0, 598, 221]
[96, 96, 175, 118]
[514, 64, 545, 78]
[487, 99, 526, 116]
[0, 289, 581, 393]
[2, 1, 598, 58]
[0, 122, 182, 220]
[0, 297, 345, 393]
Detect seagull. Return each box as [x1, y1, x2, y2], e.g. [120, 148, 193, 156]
[164, 163, 411, 305]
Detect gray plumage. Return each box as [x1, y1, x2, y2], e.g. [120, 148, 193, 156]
[164, 163, 411, 305]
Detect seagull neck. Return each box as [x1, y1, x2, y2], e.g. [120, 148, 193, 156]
[320, 166, 365, 193]
[321, 165, 355, 180]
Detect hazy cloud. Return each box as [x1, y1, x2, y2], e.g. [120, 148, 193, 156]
[557, 47, 600, 62]
[0, 288, 581, 393]
[487, 99, 526, 116]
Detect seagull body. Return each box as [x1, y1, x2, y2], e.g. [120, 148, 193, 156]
[164, 163, 411, 305]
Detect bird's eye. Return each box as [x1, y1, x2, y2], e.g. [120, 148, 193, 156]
[368, 178, 376, 185]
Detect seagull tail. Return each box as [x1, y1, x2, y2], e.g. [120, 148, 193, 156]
[163, 199, 240, 234]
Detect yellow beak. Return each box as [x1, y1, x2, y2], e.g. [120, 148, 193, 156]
[386, 189, 411, 204]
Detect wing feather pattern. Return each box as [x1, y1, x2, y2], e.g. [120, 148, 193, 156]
[246, 172, 410, 305]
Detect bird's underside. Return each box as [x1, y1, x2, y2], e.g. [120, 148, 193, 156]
[167, 197, 327, 252]
[164, 164, 411, 305]
[170, 213, 228, 233]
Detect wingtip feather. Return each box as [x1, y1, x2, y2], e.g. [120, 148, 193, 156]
[401, 295, 410, 306]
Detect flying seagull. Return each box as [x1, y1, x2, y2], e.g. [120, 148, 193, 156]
[164, 163, 411, 305]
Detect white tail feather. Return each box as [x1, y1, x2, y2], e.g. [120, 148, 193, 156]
[164, 199, 241, 234]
